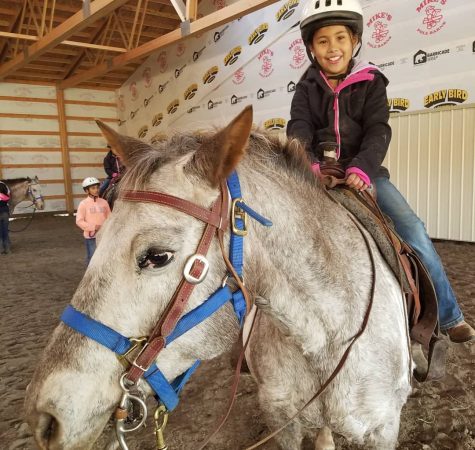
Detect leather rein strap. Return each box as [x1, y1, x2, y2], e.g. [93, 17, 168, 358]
[120, 181, 251, 385]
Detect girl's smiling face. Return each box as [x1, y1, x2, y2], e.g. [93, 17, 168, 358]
[310, 25, 358, 78]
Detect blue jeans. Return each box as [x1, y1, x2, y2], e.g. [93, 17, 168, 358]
[84, 238, 96, 266]
[0, 211, 9, 251]
[374, 177, 463, 330]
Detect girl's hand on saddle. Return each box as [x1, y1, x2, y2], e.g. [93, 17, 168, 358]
[346, 173, 368, 192]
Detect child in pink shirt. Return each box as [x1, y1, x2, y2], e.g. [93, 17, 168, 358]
[76, 177, 111, 265]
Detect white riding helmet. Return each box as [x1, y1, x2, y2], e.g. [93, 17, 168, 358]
[82, 177, 100, 189]
[300, 0, 364, 45]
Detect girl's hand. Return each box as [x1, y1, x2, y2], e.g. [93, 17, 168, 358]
[346, 173, 368, 191]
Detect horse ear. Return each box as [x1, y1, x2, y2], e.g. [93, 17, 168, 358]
[95, 120, 146, 167]
[192, 105, 253, 187]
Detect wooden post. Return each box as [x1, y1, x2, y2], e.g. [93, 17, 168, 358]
[56, 87, 74, 213]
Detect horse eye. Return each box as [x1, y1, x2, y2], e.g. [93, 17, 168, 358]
[138, 250, 174, 269]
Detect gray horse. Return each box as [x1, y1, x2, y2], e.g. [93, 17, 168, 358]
[2, 176, 45, 211]
[25, 107, 411, 450]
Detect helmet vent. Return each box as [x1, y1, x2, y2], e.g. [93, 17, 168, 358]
[337, 0, 343, 4]
[325, 0, 331, 6]
[315, 1, 320, 8]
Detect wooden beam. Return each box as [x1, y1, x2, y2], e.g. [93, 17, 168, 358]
[56, 88, 73, 213]
[0, 5, 23, 64]
[186, 0, 197, 21]
[60, 0, 280, 88]
[170, 0, 186, 21]
[0, 31, 127, 53]
[0, 0, 130, 80]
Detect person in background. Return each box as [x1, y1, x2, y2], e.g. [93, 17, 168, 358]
[287, 0, 475, 343]
[0, 181, 11, 254]
[100, 145, 124, 196]
[76, 177, 111, 265]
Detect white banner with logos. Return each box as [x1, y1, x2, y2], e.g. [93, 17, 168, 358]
[117, 0, 475, 138]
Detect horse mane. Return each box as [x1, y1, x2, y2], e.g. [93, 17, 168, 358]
[2, 177, 30, 184]
[119, 129, 318, 191]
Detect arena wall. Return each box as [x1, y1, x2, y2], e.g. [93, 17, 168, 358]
[0, 82, 118, 213]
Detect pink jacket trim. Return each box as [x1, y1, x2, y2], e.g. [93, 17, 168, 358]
[0, 193, 10, 202]
[346, 166, 371, 185]
[311, 162, 321, 175]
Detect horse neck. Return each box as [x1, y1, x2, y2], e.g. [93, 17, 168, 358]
[7, 180, 29, 209]
[237, 159, 374, 346]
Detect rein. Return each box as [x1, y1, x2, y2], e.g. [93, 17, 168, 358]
[8, 180, 44, 232]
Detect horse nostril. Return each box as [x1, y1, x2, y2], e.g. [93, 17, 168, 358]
[36, 412, 59, 448]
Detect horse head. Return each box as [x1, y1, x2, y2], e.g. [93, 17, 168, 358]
[25, 107, 254, 449]
[28, 176, 45, 210]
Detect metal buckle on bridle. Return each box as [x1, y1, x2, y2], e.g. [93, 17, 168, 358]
[117, 337, 148, 369]
[183, 254, 209, 284]
[115, 374, 148, 450]
[231, 198, 248, 236]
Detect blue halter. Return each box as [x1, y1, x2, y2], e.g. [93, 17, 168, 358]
[61, 171, 271, 411]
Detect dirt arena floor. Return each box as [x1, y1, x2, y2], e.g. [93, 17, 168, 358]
[1, 214, 474, 450]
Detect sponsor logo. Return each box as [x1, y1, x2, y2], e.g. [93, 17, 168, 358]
[366, 12, 392, 48]
[276, 0, 299, 22]
[203, 66, 219, 84]
[129, 108, 139, 120]
[248, 23, 269, 45]
[377, 61, 395, 71]
[167, 99, 179, 114]
[184, 83, 198, 100]
[264, 118, 287, 130]
[258, 48, 274, 77]
[193, 46, 206, 61]
[224, 46, 242, 66]
[129, 82, 138, 101]
[416, 0, 447, 35]
[213, 0, 227, 9]
[152, 113, 163, 127]
[138, 125, 148, 139]
[287, 81, 296, 92]
[289, 38, 306, 69]
[158, 81, 169, 93]
[176, 42, 186, 56]
[208, 99, 223, 110]
[414, 48, 449, 65]
[257, 88, 276, 100]
[230, 94, 248, 105]
[424, 89, 468, 108]
[143, 67, 152, 88]
[232, 68, 246, 85]
[157, 51, 168, 73]
[151, 133, 167, 144]
[388, 98, 410, 113]
[144, 94, 154, 107]
[175, 64, 187, 78]
[187, 106, 201, 114]
[214, 25, 229, 43]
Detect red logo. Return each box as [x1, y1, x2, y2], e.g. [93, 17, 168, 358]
[176, 42, 186, 56]
[142, 67, 152, 88]
[129, 82, 138, 101]
[232, 68, 246, 85]
[213, 0, 227, 9]
[157, 51, 168, 73]
[289, 38, 306, 69]
[258, 48, 274, 78]
[366, 12, 392, 48]
[416, 0, 447, 35]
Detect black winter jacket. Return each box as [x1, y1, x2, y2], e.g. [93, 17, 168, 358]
[287, 60, 391, 181]
[103, 151, 123, 178]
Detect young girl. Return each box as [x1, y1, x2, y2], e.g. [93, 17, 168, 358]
[287, 0, 474, 343]
[76, 177, 111, 265]
[0, 181, 11, 254]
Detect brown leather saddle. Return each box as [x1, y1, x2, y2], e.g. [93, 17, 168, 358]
[319, 161, 447, 382]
